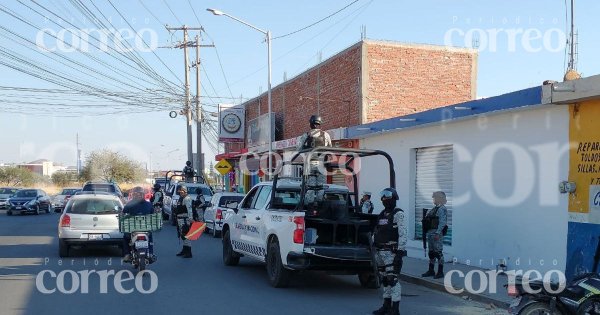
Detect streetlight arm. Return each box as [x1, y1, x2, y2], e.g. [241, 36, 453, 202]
[206, 8, 267, 35]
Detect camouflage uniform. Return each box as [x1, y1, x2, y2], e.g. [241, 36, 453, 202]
[375, 208, 408, 303]
[423, 204, 448, 278]
[297, 128, 332, 204]
[177, 195, 194, 247]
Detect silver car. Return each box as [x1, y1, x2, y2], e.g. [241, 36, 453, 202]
[203, 192, 244, 238]
[57, 194, 124, 257]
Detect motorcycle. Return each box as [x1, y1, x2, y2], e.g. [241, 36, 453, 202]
[506, 237, 600, 315]
[128, 231, 155, 272]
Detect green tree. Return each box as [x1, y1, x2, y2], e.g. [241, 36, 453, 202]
[80, 149, 146, 183]
[0, 167, 36, 186]
[51, 171, 78, 187]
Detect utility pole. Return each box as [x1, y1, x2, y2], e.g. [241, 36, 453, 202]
[76, 133, 81, 176]
[165, 25, 203, 166]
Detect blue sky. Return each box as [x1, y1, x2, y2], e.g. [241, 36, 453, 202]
[0, 0, 598, 172]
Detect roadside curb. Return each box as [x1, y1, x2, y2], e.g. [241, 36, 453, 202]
[399, 273, 510, 309]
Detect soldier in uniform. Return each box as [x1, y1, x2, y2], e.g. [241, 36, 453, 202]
[174, 185, 194, 258]
[183, 161, 195, 183]
[372, 187, 407, 315]
[296, 115, 332, 204]
[360, 191, 374, 214]
[150, 183, 164, 212]
[421, 191, 448, 279]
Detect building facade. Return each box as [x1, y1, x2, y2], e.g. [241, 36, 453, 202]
[218, 39, 478, 192]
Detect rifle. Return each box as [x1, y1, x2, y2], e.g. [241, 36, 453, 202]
[368, 232, 381, 288]
[422, 208, 429, 257]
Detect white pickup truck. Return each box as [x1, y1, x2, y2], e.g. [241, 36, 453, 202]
[221, 147, 396, 288]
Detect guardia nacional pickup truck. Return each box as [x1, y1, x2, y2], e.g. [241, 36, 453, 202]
[221, 147, 396, 288]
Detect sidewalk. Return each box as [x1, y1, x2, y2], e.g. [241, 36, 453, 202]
[400, 256, 512, 309]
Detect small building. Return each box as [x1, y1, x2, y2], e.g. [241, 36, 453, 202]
[218, 39, 478, 192]
[18, 159, 65, 177]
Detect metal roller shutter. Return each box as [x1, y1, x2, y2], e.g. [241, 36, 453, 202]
[414, 145, 453, 245]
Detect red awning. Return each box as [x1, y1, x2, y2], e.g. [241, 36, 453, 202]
[215, 148, 248, 161]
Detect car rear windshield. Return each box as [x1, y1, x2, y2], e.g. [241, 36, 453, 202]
[66, 199, 121, 214]
[82, 184, 115, 193]
[218, 196, 244, 207]
[15, 190, 37, 198]
[60, 189, 79, 195]
[187, 186, 212, 196]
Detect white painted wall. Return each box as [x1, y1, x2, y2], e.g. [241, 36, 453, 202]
[359, 106, 570, 274]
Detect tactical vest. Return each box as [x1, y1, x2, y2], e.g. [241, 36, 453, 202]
[175, 197, 188, 215]
[374, 208, 403, 246]
[302, 130, 326, 149]
[424, 206, 440, 231]
[151, 191, 163, 204]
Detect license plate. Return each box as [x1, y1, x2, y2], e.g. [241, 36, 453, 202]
[15, 206, 22, 209]
[88, 234, 103, 240]
[509, 296, 522, 308]
[135, 241, 149, 249]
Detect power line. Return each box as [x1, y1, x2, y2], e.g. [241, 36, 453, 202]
[272, 0, 361, 40]
[161, 0, 183, 25]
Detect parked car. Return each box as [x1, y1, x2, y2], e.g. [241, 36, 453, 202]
[52, 188, 80, 212]
[81, 181, 124, 201]
[203, 192, 244, 238]
[7, 189, 53, 215]
[57, 193, 124, 257]
[0, 187, 20, 209]
[163, 182, 213, 225]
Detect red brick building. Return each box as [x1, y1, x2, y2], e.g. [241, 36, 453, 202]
[218, 39, 477, 192]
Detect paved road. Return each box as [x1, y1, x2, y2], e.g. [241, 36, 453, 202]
[0, 211, 504, 315]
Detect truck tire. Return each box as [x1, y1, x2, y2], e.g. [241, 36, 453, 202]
[358, 272, 379, 289]
[266, 239, 291, 288]
[223, 229, 240, 266]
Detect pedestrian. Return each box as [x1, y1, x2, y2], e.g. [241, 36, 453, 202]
[360, 191, 374, 214]
[296, 115, 332, 204]
[421, 191, 448, 279]
[372, 187, 407, 315]
[183, 161, 195, 183]
[174, 185, 194, 258]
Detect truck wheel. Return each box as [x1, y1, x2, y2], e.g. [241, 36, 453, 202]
[519, 302, 560, 315]
[358, 272, 379, 289]
[59, 239, 70, 257]
[222, 230, 240, 266]
[266, 239, 291, 288]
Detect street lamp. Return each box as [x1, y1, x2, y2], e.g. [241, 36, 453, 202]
[207, 8, 273, 180]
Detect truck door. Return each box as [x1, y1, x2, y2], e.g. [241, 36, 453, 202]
[246, 185, 272, 258]
[232, 185, 261, 255]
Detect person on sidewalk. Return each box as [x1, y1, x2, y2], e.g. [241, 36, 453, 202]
[174, 185, 194, 258]
[360, 191, 374, 214]
[421, 191, 448, 279]
[372, 187, 407, 315]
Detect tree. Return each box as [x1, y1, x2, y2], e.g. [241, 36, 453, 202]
[80, 149, 146, 183]
[51, 171, 78, 187]
[0, 167, 36, 186]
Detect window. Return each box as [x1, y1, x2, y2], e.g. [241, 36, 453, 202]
[272, 189, 301, 210]
[253, 186, 272, 210]
[241, 186, 261, 209]
[218, 196, 244, 207]
[15, 190, 37, 198]
[66, 199, 121, 214]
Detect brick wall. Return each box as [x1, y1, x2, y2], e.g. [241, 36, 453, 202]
[224, 40, 477, 153]
[364, 40, 477, 122]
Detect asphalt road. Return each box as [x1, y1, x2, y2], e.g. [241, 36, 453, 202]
[0, 211, 504, 315]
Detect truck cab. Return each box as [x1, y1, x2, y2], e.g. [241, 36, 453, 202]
[222, 147, 396, 288]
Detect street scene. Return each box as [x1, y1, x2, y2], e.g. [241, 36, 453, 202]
[2, 1, 600, 315]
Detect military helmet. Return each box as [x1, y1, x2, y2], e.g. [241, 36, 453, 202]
[380, 187, 399, 201]
[309, 115, 322, 126]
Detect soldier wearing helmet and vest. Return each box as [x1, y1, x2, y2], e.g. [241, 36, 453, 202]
[297, 115, 332, 205]
[372, 187, 407, 315]
[183, 161, 195, 183]
[151, 183, 164, 212]
[174, 185, 194, 258]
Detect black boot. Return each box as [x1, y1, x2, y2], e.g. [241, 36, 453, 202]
[421, 263, 435, 277]
[176, 246, 185, 256]
[182, 246, 192, 258]
[386, 301, 399, 315]
[434, 264, 444, 279]
[372, 298, 391, 315]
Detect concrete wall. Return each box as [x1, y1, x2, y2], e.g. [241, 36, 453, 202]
[358, 105, 570, 274]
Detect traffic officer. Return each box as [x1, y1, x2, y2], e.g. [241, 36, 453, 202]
[183, 161, 195, 183]
[150, 183, 164, 212]
[296, 115, 332, 204]
[372, 187, 407, 315]
[360, 191, 374, 214]
[174, 185, 194, 258]
[421, 191, 448, 279]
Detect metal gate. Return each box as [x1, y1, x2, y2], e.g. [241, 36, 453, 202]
[414, 145, 453, 245]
